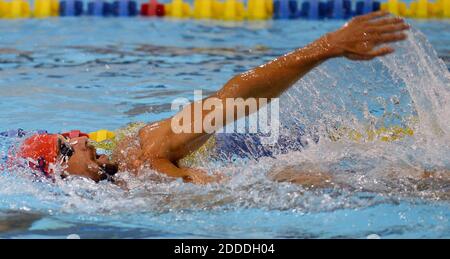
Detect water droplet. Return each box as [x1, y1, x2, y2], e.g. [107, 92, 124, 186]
[67, 234, 80, 239]
[366, 234, 381, 239]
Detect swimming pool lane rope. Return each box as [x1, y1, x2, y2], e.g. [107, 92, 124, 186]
[0, 0, 449, 20]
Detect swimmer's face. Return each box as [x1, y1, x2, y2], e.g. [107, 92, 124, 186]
[59, 136, 118, 182]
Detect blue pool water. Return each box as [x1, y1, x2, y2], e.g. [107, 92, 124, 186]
[0, 17, 449, 238]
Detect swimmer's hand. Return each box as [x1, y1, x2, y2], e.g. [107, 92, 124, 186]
[268, 164, 334, 189]
[148, 158, 223, 185]
[182, 168, 223, 185]
[325, 11, 409, 60]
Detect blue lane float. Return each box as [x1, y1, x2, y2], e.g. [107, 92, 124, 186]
[59, 0, 84, 16]
[87, 0, 112, 16]
[298, 0, 379, 19]
[327, 0, 352, 19]
[355, 0, 381, 15]
[304, 0, 329, 19]
[274, 0, 299, 19]
[112, 0, 138, 16]
[301, 0, 319, 19]
[0, 0, 396, 20]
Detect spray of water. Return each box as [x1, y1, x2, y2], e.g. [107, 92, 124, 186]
[0, 28, 449, 218]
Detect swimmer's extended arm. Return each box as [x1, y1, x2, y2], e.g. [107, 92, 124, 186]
[169, 11, 409, 141]
[137, 11, 409, 184]
[215, 11, 408, 102]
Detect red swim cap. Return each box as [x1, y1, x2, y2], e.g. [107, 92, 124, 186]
[14, 130, 89, 176]
[19, 134, 59, 175]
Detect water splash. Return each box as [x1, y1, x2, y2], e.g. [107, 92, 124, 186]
[271, 27, 450, 175]
[0, 27, 449, 231]
[382, 29, 450, 138]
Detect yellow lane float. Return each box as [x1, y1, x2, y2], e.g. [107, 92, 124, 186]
[435, 0, 450, 17]
[192, 0, 223, 19]
[12, 0, 31, 18]
[247, 0, 273, 20]
[34, 0, 60, 18]
[165, 0, 191, 18]
[0, 0, 31, 18]
[382, 0, 450, 18]
[0, 1, 448, 21]
[88, 129, 116, 143]
[0, 0, 8, 18]
[223, 0, 246, 20]
[381, 0, 407, 16]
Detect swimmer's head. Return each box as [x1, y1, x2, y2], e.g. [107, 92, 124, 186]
[18, 131, 118, 182]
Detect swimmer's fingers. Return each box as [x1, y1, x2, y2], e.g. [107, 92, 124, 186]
[183, 168, 222, 185]
[213, 172, 229, 183]
[346, 47, 394, 60]
[367, 16, 407, 28]
[373, 32, 408, 44]
[365, 47, 395, 59]
[352, 10, 389, 23]
[332, 11, 404, 60]
[369, 23, 410, 35]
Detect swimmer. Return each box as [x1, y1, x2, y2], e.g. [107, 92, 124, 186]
[16, 11, 410, 185]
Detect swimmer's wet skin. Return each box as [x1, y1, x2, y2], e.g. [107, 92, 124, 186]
[18, 11, 410, 185]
